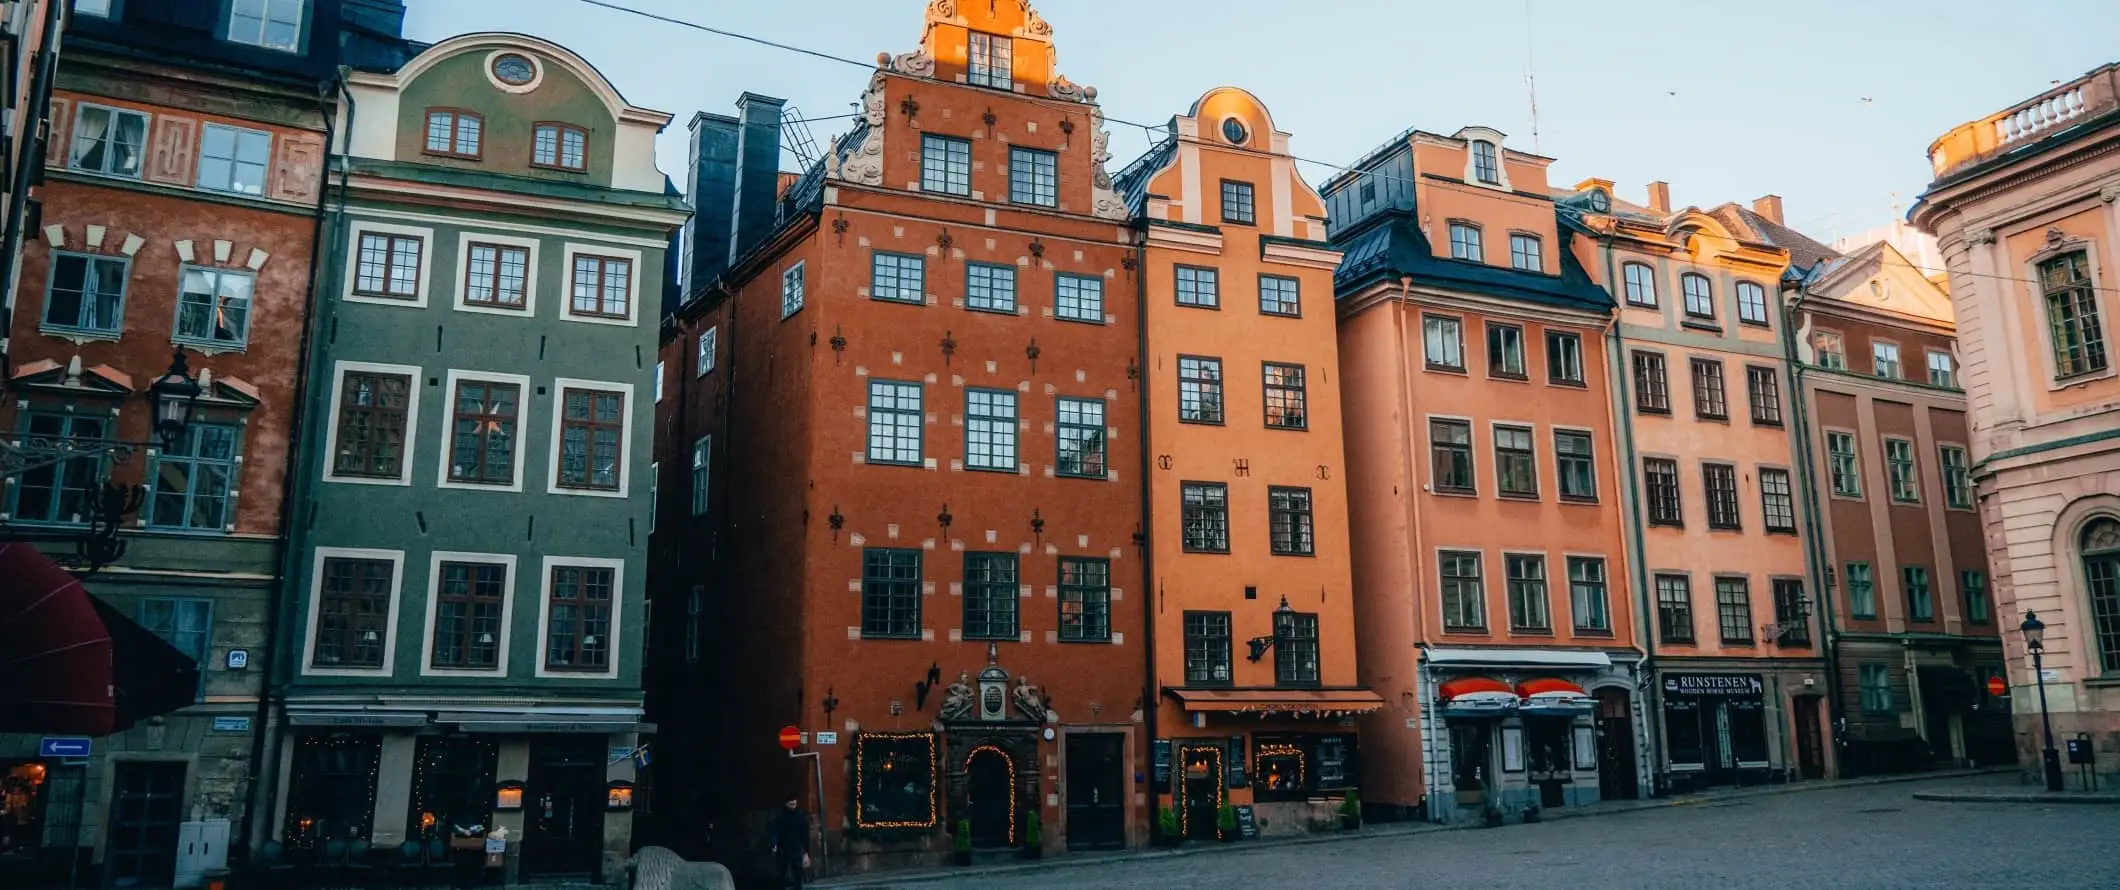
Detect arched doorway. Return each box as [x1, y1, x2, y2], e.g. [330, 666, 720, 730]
[1177, 745, 1224, 841]
[964, 746, 1015, 848]
[1593, 686, 1638, 801]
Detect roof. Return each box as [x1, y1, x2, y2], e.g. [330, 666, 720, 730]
[1112, 133, 1176, 216]
[1711, 203, 1840, 273]
[1331, 210, 1613, 312]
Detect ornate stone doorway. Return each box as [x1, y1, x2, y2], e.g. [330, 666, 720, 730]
[965, 746, 1015, 847]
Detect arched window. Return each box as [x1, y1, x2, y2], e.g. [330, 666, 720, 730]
[1471, 141, 1500, 185]
[2085, 517, 2120, 672]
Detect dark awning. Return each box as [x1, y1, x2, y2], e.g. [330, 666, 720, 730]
[1165, 688, 1384, 715]
[92, 594, 204, 733]
[0, 543, 200, 737]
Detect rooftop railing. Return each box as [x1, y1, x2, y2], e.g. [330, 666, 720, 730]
[1926, 63, 2119, 180]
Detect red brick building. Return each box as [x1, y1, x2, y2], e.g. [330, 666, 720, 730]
[651, 1, 1146, 874]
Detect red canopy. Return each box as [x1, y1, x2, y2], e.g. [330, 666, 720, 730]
[1438, 677, 1514, 702]
[0, 543, 116, 735]
[1515, 677, 1590, 698]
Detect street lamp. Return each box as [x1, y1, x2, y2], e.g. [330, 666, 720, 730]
[1246, 597, 1296, 662]
[2019, 611, 2066, 792]
[148, 349, 203, 452]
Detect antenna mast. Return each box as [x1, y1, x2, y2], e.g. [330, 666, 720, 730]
[1523, 0, 1540, 154]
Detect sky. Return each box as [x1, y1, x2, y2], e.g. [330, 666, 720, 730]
[406, 0, 2120, 245]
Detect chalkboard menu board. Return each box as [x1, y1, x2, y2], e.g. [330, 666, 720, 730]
[1226, 736, 1248, 788]
[1234, 805, 1258, 839]
[1151, 740, 1172, 787]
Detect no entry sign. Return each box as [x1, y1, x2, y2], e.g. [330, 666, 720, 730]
[1986, 675, 2008, 697]
[779, 725, 803, 750]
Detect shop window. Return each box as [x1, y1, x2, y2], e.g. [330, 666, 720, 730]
[283, 734, 381, 851]
[1663, 697, 1704, 767]
[1252, 733, 1355, 803]
[1728, 699, 1770, 766]
[405, 737, 495, 842]
[0, 762, 54, 863]
[853, 733, 938, 829]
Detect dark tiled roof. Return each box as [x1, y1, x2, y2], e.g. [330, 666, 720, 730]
[1113, 133, 1176, 216]
[1332, 210, 1613, 312]
[1711, 204, 1840, 274]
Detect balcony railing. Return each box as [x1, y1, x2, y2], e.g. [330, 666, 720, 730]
[1927, 63, 2120, 179]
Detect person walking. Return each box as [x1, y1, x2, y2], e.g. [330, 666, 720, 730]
[769, 795, 811, 889]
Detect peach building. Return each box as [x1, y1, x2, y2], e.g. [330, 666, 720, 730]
[1912, 62, 2120, 788]
[1325, 126, 1649, 823]
[1114, 88, 1377, 839]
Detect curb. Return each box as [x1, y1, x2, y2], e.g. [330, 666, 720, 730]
[1912, 791, 2120, 804]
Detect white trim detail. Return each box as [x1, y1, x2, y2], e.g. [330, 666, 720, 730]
[342, 220, 436, 308]
[533, 555, 627, 680]
[299, 546, 407, 678]
[483, 49, 546, 95]
[451, 230, 542, 317]
[435, 368, 535, 493]
[320, 360, 425, 487]
[417, 551, 520, 678]
[546, 377, 637, 498]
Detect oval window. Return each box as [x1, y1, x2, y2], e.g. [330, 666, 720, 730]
[1221, 117, 1248, 146]
[493, 54, 536, 86]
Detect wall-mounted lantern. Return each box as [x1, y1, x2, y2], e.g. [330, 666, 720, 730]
[494, 780, 526, 811]
[605, 780, 635, 811]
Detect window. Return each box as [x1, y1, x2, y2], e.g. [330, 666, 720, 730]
[445, 380, 519, 486]
[1448, 223, 1483, 262]
[553, 387, 625, 491]
[147, 421, 239, 531]
[1962, 570, 1990, 624]
[1546, 331, 1583, 385]
[1439, 550, 1486, 632]
[1055, 273, 1102, 322]
[544, 564, 614, 671]
[424, 109, 482, 159]
[1632, 352, 1669, 413]
[697, 327, 718, 375]
[1508, 234, 1542, 272]
[1494, 425, 1537, 498]
[431, 562, 505, 670]
[1622, 262, 1657, 307]
[1471, 140, 1499, 184]
[1681, 273, 1714, 319]
[2038, 251, 2108, 378]
[569, 255, 632, 319]
[967, 30, 1013, 89]
[1175, 266, 1219, 309]
[2088, 520, 2120, 672]
[1058, 557, 1110, 642]
[963, 552, 1019, 640]
[1008, 147, 1056, 207]
[1269, 486, 1314, 556]
[1885, 438, 1919, 503]
[1735, 281, 1769, 326]
[531, 123, 587, 171]
[1430, 419, 1474, 493]
[139, 598, 211, 698]
[1177, 356, 1223, 424]
[920, 135, 971, 195]
[1859, 663, 1894, 713]
[853, 734, 937, 829]
[1814, 330, 1846, 369]
[1555, 430, 1596, 501]
[313, 557, 393, 668]
[331, 370, 412, 479]
[1759, 468, 1796, 533]
[1505, 554, 1550, 632]
[354, 232, 424, 300]
[197, 124, 271, 195]
[70, 104, 148, 178]
[1424, 315, 1464, 370]
[965, 263, 1015, 313]
[175, 267, 254, 347]
[1715, 578, 1753, 644]
[1940, 446, 1972, 509]
[1259, 274, 1300, 317]
[1869, 342, 1903, 380]
[964, 389, 1017, 472]
[1568, 556, 1609, 633]
[1846, 562, 1876, 619]
[73, 0, 114, 17]
[1742, 367, 1783, 426]
[1486, 323, 1526, 378]
[226, 0, 304, 51]
[1180, 482, 1229, 553]
[1183, 612, 1233, 684]
[1927, 350, 1957, 388]
[1902, 565, 1933, 622]
[869, 252, 924, 305]
[1828, 431, 1862, 497]
[689, 436, 711, 516]
[1644, 458, 1683, 526]
[1656, 574, 1694, 644]
[1273, 612, 1320, 686]
[42, 253, 128, 334]
[463, 243, 528, 309]
[1221, 180, 1256, 225]
[781, 262, 805, 318]
[1262, 363, 1307, 430]
[865, 380, 923, 466]
[1773, 579, 1810, 646]
[860, 549, 921, 638]
[10, 413, 108, 524]
[1704, 463, 1741, 530]
[1691, 358, 1727, 420]
[1055, 397, 1106, 479]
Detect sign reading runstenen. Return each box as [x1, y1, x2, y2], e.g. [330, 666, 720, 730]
[1663, 674, 1765, 697]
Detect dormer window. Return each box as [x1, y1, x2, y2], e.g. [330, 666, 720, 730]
[425, 109, 483, 160]
[226, 0, 304, 53]
[1448, 222, 1483, 262]
[532, 123, 588, 172]
[1471, 141, 1500, 185]
[967, 31, 1013, 90]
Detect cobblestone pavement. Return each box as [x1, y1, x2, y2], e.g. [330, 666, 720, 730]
[861, 777, 2119, 889]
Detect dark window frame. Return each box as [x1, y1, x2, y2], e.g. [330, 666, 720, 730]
[1262, 362, 1308, 430]
[966, 30, 1014, 89]
[1439, 550, 1486, 632]
[1448, 221, 1483, 262]
[962, 552, 1020, 641]
[1007, 146, 1057, 207]
[870, 251, 926, 305]
[555, 387, 625, 491]
[1555, 429, 1597, 502]
[1486, 322, 1527, 380]
[568, 254, 633, 319]
[311, 556, 393, 669]
[1177, 355, 1224, 425]
[920, 133, 973, 196]
[1508, 232, 1543, 272]
[965, 261, 1016, 313]
[1430, 418, 1475, 494]
[430, 560, 506, 670]
[1656, 574, 1695, 644]
[1273, 611, 1321, 687]
[1494, 424, 1538, 498]
[1258, 273, 1300, 317]
[1745, 365, 1782, 426]
[353, 231, 424, 300]
[1055, 397, 1107, 480]
[331, 370, 413, 479]
[1690, 358, 1728, 421]
[1633, 351, 1670, 414]
[1545, 330, 1584, 386]
[1715, 577, 1754, 645]
[1760, 467, 1797, 534]
[1182, 611, 1233, 686]
[462, 241, 529, 309]
[542, 564, 615, 672]
[861, 548, 923, 639]
[1268, 486, 1315, 557]
[1220, 179, 1256, 225]
[1644, 457, 1683, 526]
[1175, 265, 1220, 309]
[2037, 251, 2109, 379]
[445, 379, 520, 486]
[1681, 272, 1715, 320]
[1180, 481, 1231, 553]
[1058, 557, 1111, 642]
[1734, 280, 1770, 326]
[1622, 262, 1657, 307]
[1505, 553, 1551, 633]
[1703, 462, 1742, 530]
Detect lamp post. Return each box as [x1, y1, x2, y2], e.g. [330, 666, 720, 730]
[1245, 597, 1296, 663]
[2019, 611, 2066, 792]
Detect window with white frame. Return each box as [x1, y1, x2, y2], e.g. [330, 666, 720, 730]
[544, 563, 615, 671]
[1736, 281, 1769, 326]
[555, 386, 626, 491]
[445, 379, 521, 486]
[42, 253, 129, 335]
[1926, 350, 1957, 388]
[175, 267, 254, 348]
[1813, 330, 1846, 369]
[1424, 315, 1464, 370]
[354, 231, 424, 300]
[690, 436, 711, 516]
[1622, 262, 1657, 307]
[463, 242, 529, 309]
[967, 30, 1013, 89]
[1681, 273, 1714, 319]
[781, 262, 805, 318]
[697, 327, 718, 376]
[531, 123, 588, 171]
[1448, 223, 1483, 262]
[1873, 341, 1901, 379]
[866, 380, 923, 465]
[920, 135, 971, 195]
[966, 262, 1015, 313]
[148, 422, 240, 531]
[964, 389, 1018, 471]
[331, 368, 414, 480]
[70, 104, 149, 178]
[197, 124, 271, 195]
[311, 555, 394, 668]
[430, 560, 506, 671]
[569, 254, 632, 319]
[1508, 233, 1542, 272]
[226, 0, 305, 51]
[1055, 273, 1102, 322]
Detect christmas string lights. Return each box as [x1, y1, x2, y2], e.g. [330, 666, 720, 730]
[853, 732, 939, 830]
[1173, 744, 1225, 838]
[963, 744, 1017, 846]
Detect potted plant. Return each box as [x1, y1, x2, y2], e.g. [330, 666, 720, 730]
[1155, 806, 1181, 847]
[951, 819, 972, 866]
[1216, 804, 1237, 842]
[1018, 811, 1042, 860]
[1337, 791, 1362, 831]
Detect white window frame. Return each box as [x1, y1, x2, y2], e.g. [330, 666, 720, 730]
[225, 0, 305, 52]
[546, 377, 636, 498]
[321, 360, 424, 486]
[697, 326, 718, 376]
[534, 555, 627, 679]
[653, 362, 665, 403]
[1872, 340, 1902, 379]
[417, 551, 517, 678]
[690, 435, 711, 516]
[560, 242, 643, 326]
[453, 231, 541, 316]
[1926, 350, 1956, 388]
[781, 261, 805, 318]
[343, 220, 434, 308]
[195, 123, 273, 196]
[299, 546, 405, 678]
[436, 368, 533, 493]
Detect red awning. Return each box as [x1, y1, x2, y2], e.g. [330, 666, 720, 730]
[1516, 677, 1596, 713]
[1439, 677, 1514, 702]
[0, 543, 116, 736]
[1438, 676, 1519, 715]
[1516, 678, 1588, 698]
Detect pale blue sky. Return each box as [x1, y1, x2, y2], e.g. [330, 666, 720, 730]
[406, 0, 2119, 243]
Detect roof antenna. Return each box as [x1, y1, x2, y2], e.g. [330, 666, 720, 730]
[1523, 0, 1541, 154]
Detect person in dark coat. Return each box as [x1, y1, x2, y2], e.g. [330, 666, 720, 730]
[769, 795, 810, 889]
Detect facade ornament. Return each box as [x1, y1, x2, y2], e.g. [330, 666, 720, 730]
[1086, 105, 1128, 220]
[833, 73, 889, 185]
[2100, 183, 2120, 204]
[1012, 676, 1045, 721]
[1966, 228, 1996, 246]
[927, 0, 957, 19]
[1020, 6, 1052, 38]
[883, 50, 935, 79]
[2046, 226, 2066, 245]
[1047, 75, 1093, 104]
[939, 671, 975, 721]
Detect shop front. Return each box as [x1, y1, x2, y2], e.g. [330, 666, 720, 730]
[1421, 648, 1648, 823]
[1157, 689, 1382, 839]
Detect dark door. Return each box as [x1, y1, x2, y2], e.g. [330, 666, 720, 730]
[965, 748, 1014, 848]
[1701, 702, 1737, 786]
[1178, 746, 1222, 841]
[1793, 696, 1826, 780]
[522, 739, 605, 880]
[1595, 688, 1638, 800]
[104, 762, 185, 888]
[1063, 733, 1124, 851]
[1448, 722, 1493, 807]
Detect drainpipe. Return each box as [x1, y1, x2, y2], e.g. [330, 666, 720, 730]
[0, 0, 68, 380]
[1600, 236, 1663, 797]
[1779, 281, 1850, 776]
[1389, 275, 1439, 821]
[1130, 228, 1160, 847]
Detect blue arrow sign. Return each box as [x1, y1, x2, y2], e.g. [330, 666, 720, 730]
[38, 737, 91, 759]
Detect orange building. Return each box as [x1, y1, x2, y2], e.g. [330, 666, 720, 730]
[1114, 88, 1378, 839]
[1325, 126, 1649, 823]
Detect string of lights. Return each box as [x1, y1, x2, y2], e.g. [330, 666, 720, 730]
[851, 731, 940, 830]
[963, 744, 1017, 845]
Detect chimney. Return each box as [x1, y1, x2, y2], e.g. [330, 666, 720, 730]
[682, 111, 741, 303]
[728, 93, 788, 268]
[1752, 194, 1784, 225]
[1646, 181, 1670, 214]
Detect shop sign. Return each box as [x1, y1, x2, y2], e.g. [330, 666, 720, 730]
[212, 717, 251, 733]
[1663, 674, 1764, 697]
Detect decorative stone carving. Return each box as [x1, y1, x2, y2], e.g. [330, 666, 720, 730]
[1021, 6, 1051, 38]
[927, 0, 957, 19]
[884, 50, 934, 78]
[2085, 517, 2120, 553]
[2100, 183, 2120, 204]
[833, 73, 888, 186]
[2046, 226, 2067, 245]
[1047, 76, 1092, 104]
[1966, 228, 1996, 246]
[1011, 676, 1045, 722]
[939, 671, 975, 721]
[1086, 106, 1127, 220]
